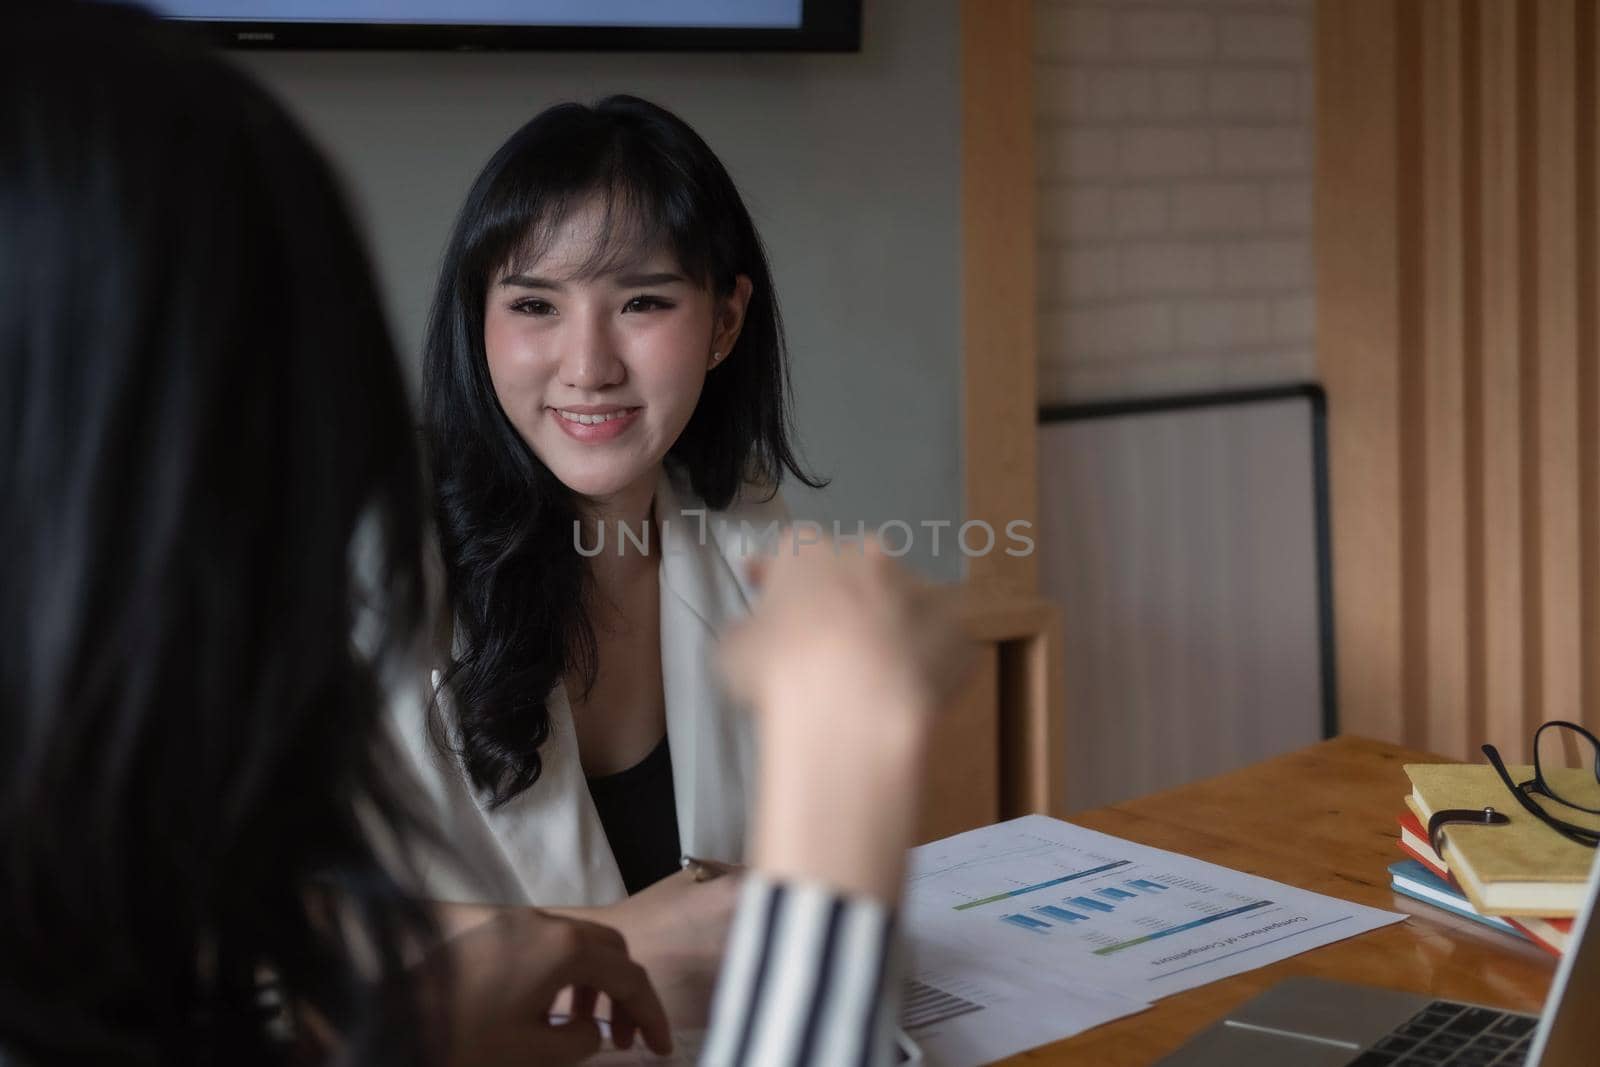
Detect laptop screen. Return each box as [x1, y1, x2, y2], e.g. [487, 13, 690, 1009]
[1526, 849, 1600, 1065]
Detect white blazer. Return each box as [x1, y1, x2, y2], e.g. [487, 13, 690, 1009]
[386, 468, 788, 907]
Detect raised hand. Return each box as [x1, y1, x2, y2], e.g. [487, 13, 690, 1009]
[720, 532, 971, 901]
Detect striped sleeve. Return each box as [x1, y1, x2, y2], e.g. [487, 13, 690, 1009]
[700, 875, 902, 1067]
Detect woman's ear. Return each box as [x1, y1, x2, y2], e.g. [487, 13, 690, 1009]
[709, 274, 754, 370]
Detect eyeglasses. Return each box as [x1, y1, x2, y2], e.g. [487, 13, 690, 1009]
[1480, 720, 1600, 849]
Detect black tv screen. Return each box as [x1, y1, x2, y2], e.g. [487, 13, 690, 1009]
[135, 0, 862, 51]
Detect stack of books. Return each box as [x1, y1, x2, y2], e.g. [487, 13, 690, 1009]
[1389, 762, 1600, 958]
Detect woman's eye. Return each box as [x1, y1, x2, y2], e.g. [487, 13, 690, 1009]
[623, 296, 673, 313]
[510, 298, 555, 316]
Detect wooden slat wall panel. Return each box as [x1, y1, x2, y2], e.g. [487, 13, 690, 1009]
[1318, 0, 1600, 760]
[1420, 0, 1471, 757]
[1585, 0, 1600, 730]
[1316, 0, 1405, 742]
[1477, 0, 1528, 757]
[1536, 0, 1584, 734]
[962, 0, 1037, 594]
[1461, 0, 1486, 748]
[1514, 0, 1544, 746]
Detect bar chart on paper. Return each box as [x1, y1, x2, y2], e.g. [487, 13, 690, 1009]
[928, 838, 1277, 958]
[906, 815, 1403, 1000]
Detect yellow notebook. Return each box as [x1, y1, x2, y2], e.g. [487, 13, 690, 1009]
[1403, 762, 1600, 917]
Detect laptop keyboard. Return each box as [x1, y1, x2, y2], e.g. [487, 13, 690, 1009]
[1344, 1000, 1539, 1065]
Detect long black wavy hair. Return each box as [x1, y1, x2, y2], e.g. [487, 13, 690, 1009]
[423, 95, 822, 808]
[1, 4, 440, 1064]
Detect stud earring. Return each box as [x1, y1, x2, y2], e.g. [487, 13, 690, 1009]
[711, 351, 722, 364]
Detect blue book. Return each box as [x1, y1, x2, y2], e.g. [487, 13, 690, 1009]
[1388, 860, 1529, 943]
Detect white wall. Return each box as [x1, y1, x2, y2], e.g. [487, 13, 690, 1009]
[1034, 0, 1316, 404]
[238, 0, 965, 579]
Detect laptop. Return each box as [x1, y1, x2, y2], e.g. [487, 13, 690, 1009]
[1157, 850, 1600, 1066]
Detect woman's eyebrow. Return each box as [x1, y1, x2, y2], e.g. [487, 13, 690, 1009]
[499, 273, 562, 290]
[498, 271, 687, 289]
[612, 271, 687, 287]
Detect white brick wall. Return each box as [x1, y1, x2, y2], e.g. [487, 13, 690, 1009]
[1036, 0, 1316, 403]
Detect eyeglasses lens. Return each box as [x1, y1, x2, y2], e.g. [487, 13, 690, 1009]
[1535, 723, 1600, 814]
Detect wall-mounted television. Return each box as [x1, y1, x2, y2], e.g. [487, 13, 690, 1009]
[132, 0, 862, 51]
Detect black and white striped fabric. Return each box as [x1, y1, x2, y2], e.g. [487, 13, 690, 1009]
[701, 875, 900, 1067]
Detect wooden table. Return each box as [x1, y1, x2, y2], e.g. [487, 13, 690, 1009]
[995, 736, 1559, 1065]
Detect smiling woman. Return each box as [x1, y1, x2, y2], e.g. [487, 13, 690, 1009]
[404, 94, 825, 1022]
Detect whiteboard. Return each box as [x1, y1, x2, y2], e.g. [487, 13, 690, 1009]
[1038, 388, 1331, 812]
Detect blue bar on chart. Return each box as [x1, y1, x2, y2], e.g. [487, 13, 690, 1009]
[1035, 905, 1089, 923]
[1068, 896, 1116, 913]
[1127, 879, 1168, 892]
[1002, 913, 1052, 933]
[1095, 887, 1137, 901]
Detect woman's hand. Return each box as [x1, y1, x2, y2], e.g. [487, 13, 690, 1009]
[437, 860, 744, 1032]
[723, 536, 966, 721]
[433, 907, 672, 1066]
[719, 532, 971, 902]
[600, 863, 745, 1026]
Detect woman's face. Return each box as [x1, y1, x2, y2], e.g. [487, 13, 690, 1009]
[483, 197, 751, 506]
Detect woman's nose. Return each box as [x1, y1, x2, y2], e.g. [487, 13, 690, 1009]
[558, 315, 625, 391]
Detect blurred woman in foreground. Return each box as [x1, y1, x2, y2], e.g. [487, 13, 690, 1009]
[0, 3, 961, 1065]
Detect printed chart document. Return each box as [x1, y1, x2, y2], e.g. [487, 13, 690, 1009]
[901, 815, 1405, 1065]
[904, 937, 1147, 1066]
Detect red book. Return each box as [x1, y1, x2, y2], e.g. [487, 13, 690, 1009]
[1397, 812, 1449, 880]
[1396, 812, 1572, 957]
[1509, 914, 1574, 957]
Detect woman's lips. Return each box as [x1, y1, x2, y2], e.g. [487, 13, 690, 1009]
[550, 406, 641, 442]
